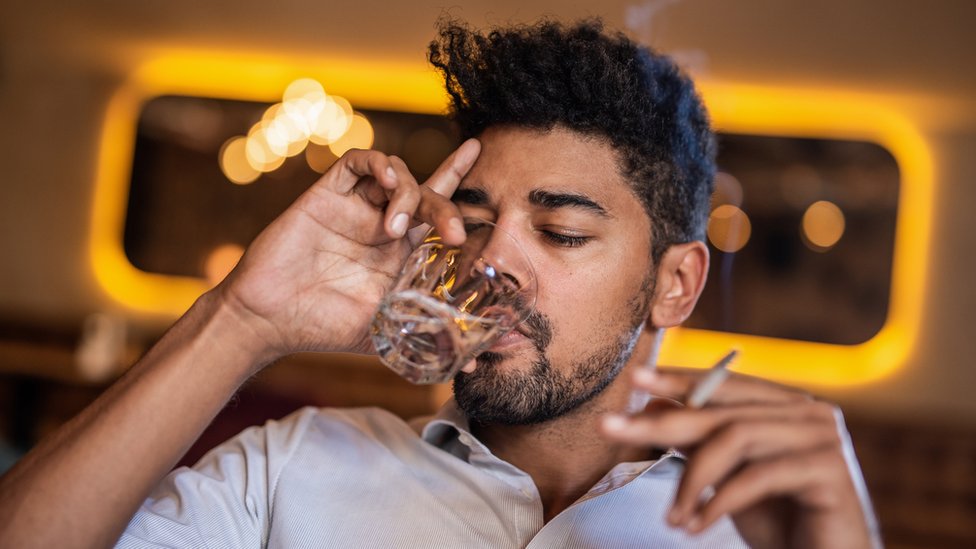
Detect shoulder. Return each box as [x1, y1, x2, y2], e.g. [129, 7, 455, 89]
[258, 406, 419, 455]
[183, 406, 414, 470]
[276, 405, 412, 435]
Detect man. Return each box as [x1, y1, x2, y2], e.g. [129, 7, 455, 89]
[0, 19, 879, 548]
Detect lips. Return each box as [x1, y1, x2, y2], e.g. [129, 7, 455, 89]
[488, 328, 530, 351]
[508, 322, 534, 342]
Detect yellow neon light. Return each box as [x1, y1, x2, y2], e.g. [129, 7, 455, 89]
[90, 52, 448, 316]
[90, 54, 933, 387]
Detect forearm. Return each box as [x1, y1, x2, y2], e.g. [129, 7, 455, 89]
[0, 289, 273, 548]
[0, 144, 472, 547]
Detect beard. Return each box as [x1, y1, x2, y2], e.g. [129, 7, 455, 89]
[452, 271, 655, 426]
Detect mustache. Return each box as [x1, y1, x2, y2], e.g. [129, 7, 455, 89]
[473, 310, 553, 370]
[520, 309, 553, 354]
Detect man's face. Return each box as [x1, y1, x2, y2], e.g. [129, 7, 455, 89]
[451, 125, 656, 425]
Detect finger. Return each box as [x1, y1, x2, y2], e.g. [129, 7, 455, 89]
[633, 368, 811, 406]
[645, 397, 684, 414]
[414, 186, 466, 245]
[404, 139, 480, 245]
[332, 149, 399, 194]
[460, 358, 477, 373]
[424, 138, 481, 196]
[601, 399, 836, 449]
[382, 156, 422, 238]
[684, 447, 846, 534]
[669, 418, 841, 526]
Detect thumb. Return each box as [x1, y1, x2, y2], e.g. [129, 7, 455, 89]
[423, 138, 481, 197]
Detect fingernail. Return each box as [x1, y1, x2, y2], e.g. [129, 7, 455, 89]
[634, 369, 657, 384]
[602, 414, 628, 432]
[686, 515, 702, 532]
[391, 213, 408, 237]
[386, 166, 398, 181]
[667, 508, 683, 526]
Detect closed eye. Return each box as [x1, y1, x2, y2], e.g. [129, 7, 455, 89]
[540, 231, 591, 248]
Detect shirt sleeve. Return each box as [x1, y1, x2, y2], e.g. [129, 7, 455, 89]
[115, 407, 318, 549]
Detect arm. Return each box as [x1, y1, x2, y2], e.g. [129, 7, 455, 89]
[0, 291, 264, 548]
[0, 141, 481, 548]
[602, 368, 881, 549]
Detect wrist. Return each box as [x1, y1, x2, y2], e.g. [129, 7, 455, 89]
[197, 287, 286, 378]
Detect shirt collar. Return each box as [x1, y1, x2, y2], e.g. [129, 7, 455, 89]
[412, 399, 687, 499]
[414, 400, 684, 465]
[413, 399, 484, 462]
[417, 399, 471, 443]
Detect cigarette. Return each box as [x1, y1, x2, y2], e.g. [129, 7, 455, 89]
[685, 349, 738, 409]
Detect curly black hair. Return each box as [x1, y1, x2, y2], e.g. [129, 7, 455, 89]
[428, 19, 716, 262]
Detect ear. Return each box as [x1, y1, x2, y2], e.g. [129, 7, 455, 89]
[650, 241, 709, 328]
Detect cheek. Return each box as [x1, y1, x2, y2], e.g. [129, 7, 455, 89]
[535, 255, 650, 359]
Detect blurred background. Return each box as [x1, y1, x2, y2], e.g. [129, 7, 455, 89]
[1, 0, 974, 547]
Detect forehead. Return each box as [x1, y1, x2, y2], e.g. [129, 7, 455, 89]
[458, 126, 643, 217]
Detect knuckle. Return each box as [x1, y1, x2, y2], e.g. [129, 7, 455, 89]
[802, 447, 834, 470]
[783, 385, 815, 402]
[711, 422, 737, 447]
[818, 422, 843, 449]
[433, 194, 458, 213]
[737, 460, 771, 489]
[337, 148, 363, 165]
[398, 181, 421, 199]
[419, 195, 456, 222]
[720, 422, 752, 451]
[808, 449, 847, 488]
[806, 399, 839, 422]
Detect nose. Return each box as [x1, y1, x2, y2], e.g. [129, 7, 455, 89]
[463, 217, 536, 299]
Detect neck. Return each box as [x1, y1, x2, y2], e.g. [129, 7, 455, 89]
[471, 327, 664, 523]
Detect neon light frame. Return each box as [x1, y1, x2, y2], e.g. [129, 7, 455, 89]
[90, 53, 934, 388]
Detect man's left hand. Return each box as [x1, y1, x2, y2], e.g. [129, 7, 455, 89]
[601, 367, 879, 549]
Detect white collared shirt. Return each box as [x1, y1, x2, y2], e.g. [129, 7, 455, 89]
[117, 402, 748, 548]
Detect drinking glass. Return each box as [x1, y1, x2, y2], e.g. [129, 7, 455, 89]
[371, 217, 536, 384]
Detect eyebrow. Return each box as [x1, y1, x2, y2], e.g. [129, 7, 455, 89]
[528, 189, 611, 218]
[451, 187, 490, 206]
[452, 187, 612, 218]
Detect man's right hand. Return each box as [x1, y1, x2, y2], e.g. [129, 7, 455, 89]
[0, 139, 480, 549]
[217, 139, 481, 364]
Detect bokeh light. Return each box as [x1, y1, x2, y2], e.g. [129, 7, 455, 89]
[310, 95, 353, 145]
[220, 79, 362, 181]
[283, 78, 327, 104]
[306, 142, 338, 173]
[711, 171, 744, 208]
[707, 204, 752, 253]
[261, 103, 283, 124]
[218, 136, 260, 184]
[802, 200, 845, 251]
[244, 125, 285, 172]
[328, 113, 374, 157]
[204, 243, 245, 286]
